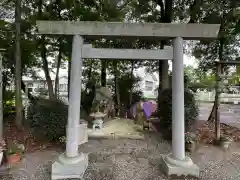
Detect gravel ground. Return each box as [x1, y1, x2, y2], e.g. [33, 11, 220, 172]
[1, 132, 240, 180]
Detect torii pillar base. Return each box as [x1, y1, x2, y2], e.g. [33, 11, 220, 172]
[51, 153, 88, 180]
[160, 154, 200, 178]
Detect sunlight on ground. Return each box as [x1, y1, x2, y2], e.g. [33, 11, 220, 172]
[87, 118, 145, 139]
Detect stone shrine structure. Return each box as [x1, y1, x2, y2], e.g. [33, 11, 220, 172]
[92, 86, 113, 116]
[36, 21, 220, 179]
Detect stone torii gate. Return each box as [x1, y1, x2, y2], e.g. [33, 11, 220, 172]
[36, 21, 220, 179]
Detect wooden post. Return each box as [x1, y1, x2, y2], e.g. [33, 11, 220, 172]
[215, 62, 221, 141]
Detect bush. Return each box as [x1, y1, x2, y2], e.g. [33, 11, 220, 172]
[3, 90, 15, 115]
[159, 88, 199, 140]
[26, 98, 87, 141]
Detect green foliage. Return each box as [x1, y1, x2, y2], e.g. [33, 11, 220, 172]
[193, 0, 240, 72]
[159, 88, 199, 140]
[6, 142, 24, 155]
[113, 73, 143, 107]
[3, 90, 15, 114]
[3, 0, 239, 128]
[27, 98, 88, 141]
[190, 73, 216, 91]
[26, 98, 69, 141]
[3, 90, 15, 105]
[34, 87, 49, 97]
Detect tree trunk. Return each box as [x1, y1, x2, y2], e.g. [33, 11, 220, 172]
[188, 0, 202, 23]
[37, 0, 54, 99]
[113, 61, 120, 116]
[129, 61, 134, 106]
[87, 62, 92, 80]
[158, 60, 162, 113]
[207, 38, 224, 142]
[157, 43, 165, 113]
[41, 37, 55, 99]
[207, 101, 216, 122]
[15, 0, 23, 130]
[115, 77, 120, 116]
[161, 61, 169, 89]
[86, 60, 93, 89]
[214, 63, 221, 141]
[101, 60, 107, 87]
[54, 1, 63, 99]
[207, 28, 224, 123]
[156, 0, 165, 110]
[160, 0, 173, 90]
[54, 40, 62, 98]
[0, 53, 3, 138]
[156, 0, 173, 113]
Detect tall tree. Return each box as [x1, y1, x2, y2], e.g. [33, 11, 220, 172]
[192, 0, 240, 122]
[37, 0, 55, 99]
[15, 0, 23, 129]
[54, 38, 62, 98]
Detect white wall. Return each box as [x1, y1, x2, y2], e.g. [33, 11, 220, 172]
[22, 65, 159, 99]
[134, 67, 159, 99]
[141, 74, 158, 99]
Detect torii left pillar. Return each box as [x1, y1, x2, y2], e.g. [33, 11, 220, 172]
[51, 35, 88, 179]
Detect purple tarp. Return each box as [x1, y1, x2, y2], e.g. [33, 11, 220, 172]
[143, 102, 152, 119]
[129, 101, 157, 119]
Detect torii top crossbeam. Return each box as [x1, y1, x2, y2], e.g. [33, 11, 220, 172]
[36, 21, 220, 40]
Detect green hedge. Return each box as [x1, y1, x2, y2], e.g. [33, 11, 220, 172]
[159, 88, 199, 140]
[27, 98, 68, 141]
[27, 98, 87, 141]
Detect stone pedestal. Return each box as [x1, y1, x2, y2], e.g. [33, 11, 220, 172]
[52, 153, 88, 180]
[78, 121, 88, 145]
[160, 154, 199, 177]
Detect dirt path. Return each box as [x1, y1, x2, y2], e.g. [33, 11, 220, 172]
[1, 132, 240, 180]
[88, 118, 145, 139]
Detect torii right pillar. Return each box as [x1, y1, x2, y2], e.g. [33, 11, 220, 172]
[160, 37, 200, 177]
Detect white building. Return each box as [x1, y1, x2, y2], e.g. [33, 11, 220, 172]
[21, 67, 68, 97]
[134, 67, 159, 99]
[21, 66, 159, 99]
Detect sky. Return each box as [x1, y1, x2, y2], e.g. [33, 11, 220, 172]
[168, 54, 198, 71]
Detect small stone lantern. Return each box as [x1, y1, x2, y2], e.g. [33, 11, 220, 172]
[90, 111, 106, 131]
